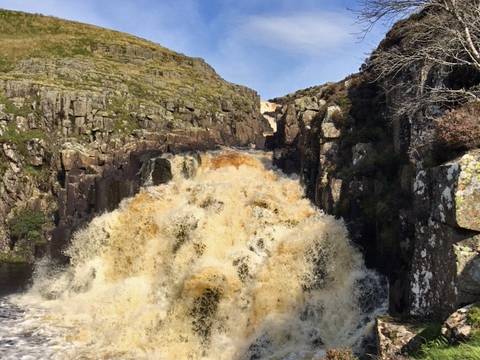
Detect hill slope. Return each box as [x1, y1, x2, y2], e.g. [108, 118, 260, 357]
[0, 10, 257, 114]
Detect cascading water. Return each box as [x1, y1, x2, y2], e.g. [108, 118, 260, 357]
[0, 150, 387, 360]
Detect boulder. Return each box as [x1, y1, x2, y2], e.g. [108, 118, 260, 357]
[409, 217, 480, 318]
[455, 151, 480, 231]
[221, 100, 233, 112]
[321, 106, 342, 139]
[293, 96, 320, 111]
[320, 142, 338, 159]
[321, 122, 341, 139]
[2, 144, 20, 164]
[301, 110, 318, 129]
[431, 150, 480, 231]
[441, 304, 478, 343]
[375, 317, 421, 360]
[73, 98, 89, 117]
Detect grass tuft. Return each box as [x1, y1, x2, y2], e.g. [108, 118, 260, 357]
[414, 333, 480, 360]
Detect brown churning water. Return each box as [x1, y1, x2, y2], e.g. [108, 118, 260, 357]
[3, 150, 387, 360]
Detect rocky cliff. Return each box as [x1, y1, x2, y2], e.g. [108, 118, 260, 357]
[268, 14, 480, 322]
[0, 10, 269, 293]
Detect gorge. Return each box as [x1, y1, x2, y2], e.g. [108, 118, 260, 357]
[1, 6, 480, 360]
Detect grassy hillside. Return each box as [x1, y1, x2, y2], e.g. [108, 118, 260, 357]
[0, 9, 256, 113]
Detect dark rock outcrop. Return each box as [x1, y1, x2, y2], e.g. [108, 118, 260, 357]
[269, 15, 480, 320]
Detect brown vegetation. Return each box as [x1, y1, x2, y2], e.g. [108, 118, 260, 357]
[323, 348, 356, 360]
[434, 101, 480, 150]
[358, 0, 480, 116]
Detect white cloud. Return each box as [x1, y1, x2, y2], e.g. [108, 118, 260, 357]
[239, 12, 356, 54]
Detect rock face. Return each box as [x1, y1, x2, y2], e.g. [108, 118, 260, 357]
[409, 152, 480, 317]
[0, 10, 269, 287]
[269, 17, 480, 319]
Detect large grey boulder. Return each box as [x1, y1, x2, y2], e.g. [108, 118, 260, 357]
[431, 150, 480, 231]
[408, 149, 480, 318]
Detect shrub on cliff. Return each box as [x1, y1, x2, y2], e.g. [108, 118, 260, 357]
[8, 209, 46, 244]
[434, 102, 480, 151]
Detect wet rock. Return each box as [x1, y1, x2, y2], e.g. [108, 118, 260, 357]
[151, 158, 173, 185]
[330, 178, 343, 206]
[352, 143, 374, 166]
[0, 262, 34, 296]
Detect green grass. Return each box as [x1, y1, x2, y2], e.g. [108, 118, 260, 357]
[414, 333, 480, 360]
[413, 306, 480, 359]
[468, 305, 480, 327]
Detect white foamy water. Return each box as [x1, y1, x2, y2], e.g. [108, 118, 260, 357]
[0, 150, 387, 360]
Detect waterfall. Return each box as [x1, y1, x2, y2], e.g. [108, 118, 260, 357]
[2, 150, 387, 360]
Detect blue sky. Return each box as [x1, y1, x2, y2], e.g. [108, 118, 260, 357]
[0, 0, 388, 99]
